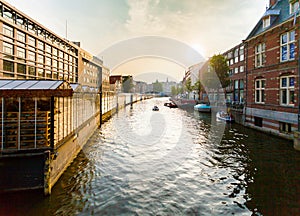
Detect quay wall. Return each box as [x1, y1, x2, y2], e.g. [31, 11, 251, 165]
[46, 93, 147, 195]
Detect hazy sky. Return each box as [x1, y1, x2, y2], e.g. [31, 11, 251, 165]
[5, 0, 269, 82]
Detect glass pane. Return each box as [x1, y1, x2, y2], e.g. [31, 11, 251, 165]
[20, 98, 35, 149]
[289, 43, 295, 59]
[256, 90, 260, 102]
[256, 80, 260, 89]
[256, 55, 261, 66]
[3, 98, 19, 150]
[290, 31, 295, 41]
[281, 78, 287, 87]
[262, 43, 265, 51]
[281, 46, 287, 61]
[261, 90, 265, 102]
[281, 33, 287, 44]
[281, 90, 287, 104]
[234, 80, 239, 89]
[289, 77, 295, 87]
[240, 80, 244, 89]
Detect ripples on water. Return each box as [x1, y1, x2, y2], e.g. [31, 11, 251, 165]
[1, 98, 300, 216]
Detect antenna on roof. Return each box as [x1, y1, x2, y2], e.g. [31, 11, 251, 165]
[66, 20, 68, 40]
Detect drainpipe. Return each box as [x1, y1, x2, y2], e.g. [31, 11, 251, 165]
[100, 91, 102, 127]
[294, 30, 300, 150]
[243, 40, 248, 126]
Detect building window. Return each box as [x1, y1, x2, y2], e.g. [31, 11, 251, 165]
[240, 65, 244, 72]
[280, 76, 295, 106]
[281, 31, 295, 62]
[254, 117, 263, 127]
[234, 80, 239, 101]
[37, 41, 44, 50]
[255, 79, 265, 103]
[234, 67, 239, 74]
[37, 55, 44, 64]
[28, 36, 35, 47]
[3, 24, 13, 37]
[262, 16, 270, 28]
[46, 44, 51, 53]
[290, 1, 299, 14]
[3, 42, 13, 55]
[230, 59, 234, 65]
[16, 47, 25, 59]
[255, 43, 265, 67]
[234, 49, 239, 63]
[239, 46, 244, 61]
[17, 31, 25, 43]
[28, 66, 36, 76]
[28, 51, 35, 61]
[279, 122, 292, 133]
[17, 64, 26, 74]
[3, 60, 14, 72]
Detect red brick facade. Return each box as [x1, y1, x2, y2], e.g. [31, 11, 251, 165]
[245, 14, 299, 138]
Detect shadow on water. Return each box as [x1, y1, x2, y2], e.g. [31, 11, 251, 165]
[191, 108, 300, 215]
[216, 124, 299, 215]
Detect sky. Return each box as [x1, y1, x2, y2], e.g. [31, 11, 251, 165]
[5, 0, 269, 83]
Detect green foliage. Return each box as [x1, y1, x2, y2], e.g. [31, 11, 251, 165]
[122, 76, 133, 93]
[153, 80, 163, 92]
[185, 78, 193, 92]
[209, 54, 230, 88]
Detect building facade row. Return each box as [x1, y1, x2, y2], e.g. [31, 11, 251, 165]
[220, 0, 299, 140]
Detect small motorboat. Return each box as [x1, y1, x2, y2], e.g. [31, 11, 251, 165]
[152, 105, 159, 111]
[164, 102, 178, 108]
[194, 102, 211, 113]
[216, 111, 234, 123]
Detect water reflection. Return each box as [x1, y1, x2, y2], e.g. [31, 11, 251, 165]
[0, 98, 299, 215]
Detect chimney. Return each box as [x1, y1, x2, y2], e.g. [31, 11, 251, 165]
[269, 0, 277, 7]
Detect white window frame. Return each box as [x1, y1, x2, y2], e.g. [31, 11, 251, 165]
[280, 76, 295, 106]
[240, 65, 244, 73]
[280, 31, 296, 62]
[263, 16, 270, 29]
[255, 79, 265, 104]
[255, 43, 265, 67]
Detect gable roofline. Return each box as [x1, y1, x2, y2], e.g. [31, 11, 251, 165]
[245, 0, 292, 40]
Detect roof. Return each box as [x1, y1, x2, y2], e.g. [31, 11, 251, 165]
[246, 0, 293, 40]
[0, 80, 73, 97]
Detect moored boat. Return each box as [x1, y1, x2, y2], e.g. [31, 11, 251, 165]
[216, 111, 234, 123]
[164, 102, 178, 108]
[152, 105, 159, 111]
[194, 102, 211, 113]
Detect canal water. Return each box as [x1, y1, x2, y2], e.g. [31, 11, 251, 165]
[1, 98, 300, 215]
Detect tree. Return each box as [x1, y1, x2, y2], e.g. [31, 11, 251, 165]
[122, 76, 133, 93]
[208, 54, 230, 88]
[153, 80, 163, 92]
[185, 77, 193, 92]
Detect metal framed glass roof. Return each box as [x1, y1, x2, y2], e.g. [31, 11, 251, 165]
[0, 80, 65, 90]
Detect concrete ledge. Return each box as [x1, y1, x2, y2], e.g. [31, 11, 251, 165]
[293, 131, 300, 151]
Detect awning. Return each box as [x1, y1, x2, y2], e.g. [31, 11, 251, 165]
[0, 80, 73, 97]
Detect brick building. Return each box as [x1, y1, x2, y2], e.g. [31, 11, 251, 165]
[244, 0, 299, 139]
[222, 43, 246, 105]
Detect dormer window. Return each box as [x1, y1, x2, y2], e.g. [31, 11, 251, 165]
[290, 1, 299, 14]
[262, 16, 270, 28]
